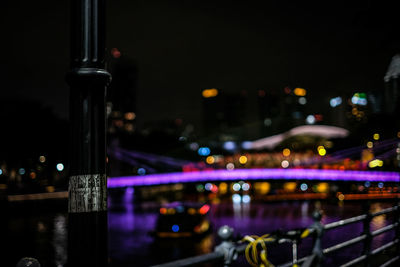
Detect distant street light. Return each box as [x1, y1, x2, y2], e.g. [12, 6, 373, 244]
[56, 163, 64, 172]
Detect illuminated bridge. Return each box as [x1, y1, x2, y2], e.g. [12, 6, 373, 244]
[107, 135, 400, 188]
[108, 168, 400, 188]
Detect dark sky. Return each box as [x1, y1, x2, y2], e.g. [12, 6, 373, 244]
[1, 0, 399, 131]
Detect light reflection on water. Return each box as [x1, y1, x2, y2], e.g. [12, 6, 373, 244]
[53, 214, 67, 267]
[4, 189, 397, 267]
[107, 189, 397, 267]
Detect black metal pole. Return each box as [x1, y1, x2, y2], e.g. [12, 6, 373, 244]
[362, 202, 372, 267]
[66, 0, 111, 266]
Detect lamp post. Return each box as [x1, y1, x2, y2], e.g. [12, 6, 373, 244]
[66, 0, 111, 266]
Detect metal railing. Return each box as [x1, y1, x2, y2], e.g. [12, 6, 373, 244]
[151, 202, 400, 267]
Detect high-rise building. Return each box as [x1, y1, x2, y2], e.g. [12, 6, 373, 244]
[201, 89, 247, 138]
[107, 53, 137, 114]
[106, 49, 138, 134]
[383, 54, 400, 114]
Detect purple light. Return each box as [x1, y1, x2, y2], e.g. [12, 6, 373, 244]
[107, 169, 400, 188]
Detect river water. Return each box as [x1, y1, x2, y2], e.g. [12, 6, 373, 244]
[4, 188, 397, 267]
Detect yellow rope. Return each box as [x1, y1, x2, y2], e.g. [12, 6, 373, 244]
[242, 234, 275, 267]
[242, 228, 311, 267]
[300, 229, 310, 239]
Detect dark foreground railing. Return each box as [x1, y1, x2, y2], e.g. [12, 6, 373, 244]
[151, 202, 400, 267]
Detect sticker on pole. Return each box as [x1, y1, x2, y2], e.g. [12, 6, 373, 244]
[68, 174, 107, 213]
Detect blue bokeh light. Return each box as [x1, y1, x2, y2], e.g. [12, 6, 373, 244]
[300, 183, 308, 191]
[172, 224, 180, 232]
[18, 168, 26, 175]
[138, 168, 146, 175]
[198, 147, 211, 156]
[223, 141, 236, 151]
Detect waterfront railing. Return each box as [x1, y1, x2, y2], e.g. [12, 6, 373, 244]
[151, 202, 400, 267]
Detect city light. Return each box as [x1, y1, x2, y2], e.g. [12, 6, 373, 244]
[223, 141, 236, 151]
[306, 115, 316, 124]
[205, 183, 213, 191]
[351, 93, 367, 106]
[255, 182, 271, 194]
[56, 163, 64, 172]
[111, 47, 121, 58]
[188, 208, 196, 215]
[294, 88, 307, 96]
[232, 183, 241, 191]
[199, 204, 210, 215]
[198, 147, 211, 156]
[171, 224, 180, 232]
[189, 142, 199, 151]
[138, 168, 146, 175]
[39, 155, 46, 163]
[226, 163, 235, 170]
[219, 182, 228, 194]
[264, 118, 272, 126]
[196, 184, 205, 192]
[329, 96, 342, 107]
[373, 133, 380, 140]
[300, 183, 308, 191]
[317, 182, 329, 193]
[284, 182, 297, 192]
[298, 97, 307, 105]
[239, 155, 248, 164]
[242, 183, 250, 191]
[206, 156, 215, 164]
[30, 172, 36, 179]
[202, 88, 218, 98]
[124, 112, 136, 120]
[369, 159, 383, 168]
[318, 146, 326, 156]
[210, 184, 218, 193]
[19, 168, 26, 175]
[367, 142, 373, 149]
[241, 141, 252, 150]
[242, 195, 251, 203]
[232, 194, 241, 204]
[168, 208, 176, 214]
[281, 160, 289, 168]
[283, 148, 291, 157]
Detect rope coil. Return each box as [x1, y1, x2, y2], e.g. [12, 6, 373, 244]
[242, 234, 275, 267]
[242, 228, 311, 267]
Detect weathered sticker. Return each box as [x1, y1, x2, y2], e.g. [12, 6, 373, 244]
[68, 174, 107, 213]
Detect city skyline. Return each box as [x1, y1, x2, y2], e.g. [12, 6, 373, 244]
[1, 0, 399, 133]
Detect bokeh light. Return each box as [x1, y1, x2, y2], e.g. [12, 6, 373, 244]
[206, 156, 215, 164]
[283, 148, 291, 157]
[281, 160, 289, 168]
[202, 88, 218, 98]
[56, 163, 64, 172]
[239, 155, 248, 164]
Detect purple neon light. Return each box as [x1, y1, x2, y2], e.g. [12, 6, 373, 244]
[107, 168, 400, 188]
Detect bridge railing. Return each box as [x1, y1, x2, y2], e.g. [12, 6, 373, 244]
[151, 202, 400, 267]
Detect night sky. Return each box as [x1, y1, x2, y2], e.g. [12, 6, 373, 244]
[1, 0, 399, 131]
